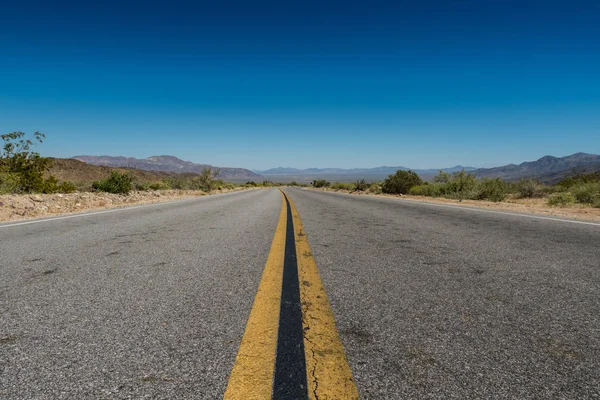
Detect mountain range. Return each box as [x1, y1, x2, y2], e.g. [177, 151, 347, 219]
[256, 153, 600, 183]
[471, 152, 600, 183]
[255, 165, 477, 177]
[72, 153, 600, 184]
[73, 155, 261, 179]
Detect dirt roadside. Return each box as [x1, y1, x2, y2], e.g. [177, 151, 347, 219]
[0, 188, 254, 223]
[307, 188, 600, 223]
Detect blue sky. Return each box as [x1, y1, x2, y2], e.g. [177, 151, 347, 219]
[1, 0, 599, 169]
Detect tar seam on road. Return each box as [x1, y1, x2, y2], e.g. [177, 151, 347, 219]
[272, 193, 309, 399]
[225, 189, 358, 399]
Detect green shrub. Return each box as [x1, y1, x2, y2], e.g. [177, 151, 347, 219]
[331, 182, 353, 190]
[382, 170, 422, 194]
[570, 182, 600, 205]
[149, 182, 168, 190]
[409, 184, 441, 197]
[312, 179, 330, 188]
[547, 192, 575, 207]
[136, 182, 151, 191]
[367, 182, 382, 194]
[354, 179, 369, 191]
[56, 181, 76, 193]
[514, 178, 544, 198]
[92, 171, 133, 194]
[289, 181, 299, 186]
[196, 167, 220, 191]
[0, 172, 20, 194]
[475, 178, 507, 202]
[432, 170, 478, 200]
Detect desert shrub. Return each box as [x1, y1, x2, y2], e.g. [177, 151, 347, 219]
[312, 179, 330, 188]
[445, 170, 477, 198]
[433, 171, 451, 184]
[262, 180, 274, 187]
[474, 178, 508, 202]
[331, 182, 353, 190]
[245, 181, 257, 186]
[136, 182, 151, 191]
[409, 184, 441, 197]
[514, 178, 544, 198]
[214, 180, 236, 190]
[289, 181, 299, 186]
[0, 172, 20, 194]
[196, 167, 220, 191]
[56, 181, 76, 193]
[92, 171, 133, 194]
[382, 170, 422, 194]
[547, 192, 575, 207]
[433, 170, 477, 200]
[354, 179, 369, 191]
[570, 182, 600, 205]
[149, 182, 168, 190]
[367, 182, 382, 194]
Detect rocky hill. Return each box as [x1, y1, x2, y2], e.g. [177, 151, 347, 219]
[473, 153, 600, 183]
[73, 155, 261, 179]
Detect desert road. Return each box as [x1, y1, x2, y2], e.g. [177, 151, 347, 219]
[1, 188, 599, 399]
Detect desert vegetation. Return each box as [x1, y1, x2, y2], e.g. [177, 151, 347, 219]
[0, 131, 77, 194]
[0, 131, 247, 196]
[313, 168, 600, 209]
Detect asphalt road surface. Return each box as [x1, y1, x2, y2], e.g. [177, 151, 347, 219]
[1, 188, 599, 399]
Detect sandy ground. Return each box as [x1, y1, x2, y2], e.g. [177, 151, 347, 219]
[0, 188, 252, 223]
[308, 188, 600, 223]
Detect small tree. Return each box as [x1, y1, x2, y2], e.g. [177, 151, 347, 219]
[196, 167, 220, 191]
[354, 179, 369, 191]
[0, 131, 62, 193]
[382, 170, 422, 194]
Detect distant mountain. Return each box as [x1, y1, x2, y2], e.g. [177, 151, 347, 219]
[256, 165, 477, 176]
[73, 155, 261, 179]
[473, 153, 600, 183]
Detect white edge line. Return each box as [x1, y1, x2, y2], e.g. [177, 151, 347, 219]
[306, 189, 600, 227]
[0, 190, 253, 229]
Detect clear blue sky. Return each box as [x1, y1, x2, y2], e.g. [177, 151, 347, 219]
[1, 0, 599, 169]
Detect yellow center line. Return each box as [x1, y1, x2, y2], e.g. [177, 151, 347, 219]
[225, 189, 359, 399]
[286, 191, 360, 400]
[224, 194, 287, 399]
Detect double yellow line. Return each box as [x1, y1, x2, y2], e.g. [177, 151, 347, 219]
[225, 190, 358, 399]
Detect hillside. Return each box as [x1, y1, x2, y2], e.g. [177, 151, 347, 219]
[48, 158, 193, 184]
[473, 153, 600, 183]
[73, 155, 261, 179]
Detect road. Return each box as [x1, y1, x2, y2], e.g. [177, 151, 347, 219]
[1, 188, 599, 399]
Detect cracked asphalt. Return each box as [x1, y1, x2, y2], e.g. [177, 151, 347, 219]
[286, 188, 600, 399]
[1, 187, 600, 399]
[0, 189, 281, 399]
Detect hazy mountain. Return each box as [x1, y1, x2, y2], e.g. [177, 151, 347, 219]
[256, 165, 477, 176]
[73, 155, 262, 179]
[473, 153, 600, 183]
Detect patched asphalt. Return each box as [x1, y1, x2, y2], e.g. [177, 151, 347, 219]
[2, 187, 600, 399]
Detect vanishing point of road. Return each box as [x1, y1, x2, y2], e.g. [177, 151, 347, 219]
[1, 188, 599, 399]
